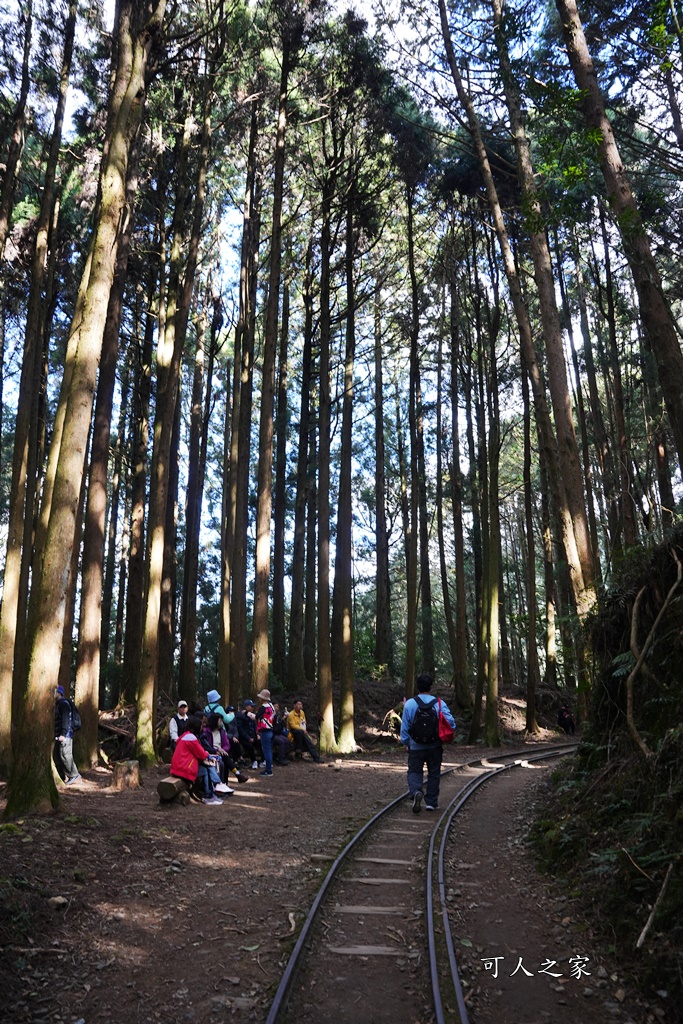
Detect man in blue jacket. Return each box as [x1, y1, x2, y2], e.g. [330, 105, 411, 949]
[400, 673, 455, 813]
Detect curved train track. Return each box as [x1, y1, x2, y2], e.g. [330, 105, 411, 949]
[265, 743, 576, 1024]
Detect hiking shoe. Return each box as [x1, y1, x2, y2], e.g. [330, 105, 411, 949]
[412, 791, 422, 814]
[65, 774, 82, 786]
[204, 795, 224, 805]
[259, 770, 273, 777]
[214, 783, 234, 795]
[424, 804, 437, 811]
[251, 761, 259, 769]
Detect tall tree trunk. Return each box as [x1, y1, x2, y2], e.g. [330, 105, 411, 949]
[484, 296, 501, 747]
[272, 275, 290, 687]
[655, 427, 675, 533]
[5, 0, 165, 817]
[135, 91, 209, 761]
[178, 299, 209, 701]
[317, 157, 338, 754]
[122, 265, 156, 699]
[336, 190, 356, 753]
[74, 150, 138, 768]
[469, 322, 489, 744]
[436, 321, 459, 684]
[405, 188, 420, 698]
[540, 458, 558, 689]
[522, 369, 541, 733]
[556, 0, 683, 470]
[555, 237, 602, 581]
[597, 204, 637, 548]
[0, 0, 75, 770]
[416, 370, 435, 675]
[373, 283, 393, 675]
[228, 100, 261, 701]
[252, 48, 291, 695]
[575, 253, 620, 556]
[288, 242, 314, 689]
[449, 274, 471, 708]
[0, 0, 33, 261]
[101, 347, 131, 672]
[304, 411, 317, 685]
[114, 479, 130, 675]
[492, 0, 595, 604]
[158, 388, 180, 697]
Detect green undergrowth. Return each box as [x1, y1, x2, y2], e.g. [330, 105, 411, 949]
[532, 530, 683, 1019]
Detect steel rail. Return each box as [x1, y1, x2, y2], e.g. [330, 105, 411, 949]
[430, 745, 577, 1024]
[264, 742, 576, 1024]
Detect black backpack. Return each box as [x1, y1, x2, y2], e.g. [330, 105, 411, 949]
[69, 700, 82, 732]
[408, 697, 438, 744]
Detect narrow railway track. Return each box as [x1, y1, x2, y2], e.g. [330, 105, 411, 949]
[266, 743, 576, 1024]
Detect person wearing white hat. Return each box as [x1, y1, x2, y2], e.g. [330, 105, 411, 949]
[255, 689, 275, 777]
[169, 699, 190, 750]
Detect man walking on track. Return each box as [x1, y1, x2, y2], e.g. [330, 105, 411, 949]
[400, 673, 456, 813]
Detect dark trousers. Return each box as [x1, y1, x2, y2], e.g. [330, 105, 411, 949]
[407, 745, 443, 808]
[291, 728, 320, 761]
[273, 734, 292, 764]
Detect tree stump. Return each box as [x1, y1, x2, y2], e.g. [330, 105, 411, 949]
[157, 775, 191, 804]
[111, 760, 141, 791]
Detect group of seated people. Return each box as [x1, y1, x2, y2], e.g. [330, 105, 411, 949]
[168, 689, 322, 805]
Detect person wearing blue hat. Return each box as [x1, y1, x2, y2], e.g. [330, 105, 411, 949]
[204, 689, 233, 730]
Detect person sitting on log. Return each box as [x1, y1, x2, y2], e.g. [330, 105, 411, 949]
[170, 715, 225, 805]
[203, 712, 249, 784]
[223, 705, 244, 762]
[272, 703, 293, 766]
[236, 699, 262, 769]
[287, 699, 323, 763]
[197, 714, 234, 795]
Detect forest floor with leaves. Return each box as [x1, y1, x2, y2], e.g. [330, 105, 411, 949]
[0, 681, 672, 1024]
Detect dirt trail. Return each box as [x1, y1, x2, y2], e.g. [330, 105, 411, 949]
[0, 745, 666, 1024]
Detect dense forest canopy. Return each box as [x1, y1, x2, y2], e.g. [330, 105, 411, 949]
[1, 0, 683, 814]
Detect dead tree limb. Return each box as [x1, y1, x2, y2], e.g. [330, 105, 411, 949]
[636, 862, 674, 949]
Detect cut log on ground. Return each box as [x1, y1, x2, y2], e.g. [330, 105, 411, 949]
[111, 760, 142, 791]
[157, 775, 192, 805]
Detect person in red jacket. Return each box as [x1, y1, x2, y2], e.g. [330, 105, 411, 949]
[170, 716, 223, 805]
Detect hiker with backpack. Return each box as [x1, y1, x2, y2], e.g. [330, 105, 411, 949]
[53, 685, 82, 785]
[400, 673, 456, 813]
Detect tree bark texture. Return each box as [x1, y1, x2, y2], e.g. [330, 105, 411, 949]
[5, 0, 166, 818]
[252, 49, 290, 695]
[0, 0, 75, 770]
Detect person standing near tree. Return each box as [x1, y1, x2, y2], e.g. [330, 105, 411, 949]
[400, 673, 456, 813]
[53, 686, 81, 785]
[255, 689, 275, 777]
